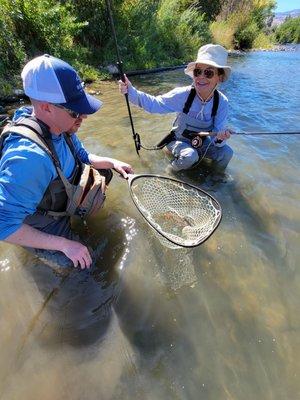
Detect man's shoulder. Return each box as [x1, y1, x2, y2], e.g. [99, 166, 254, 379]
[1, 132, 51, 162]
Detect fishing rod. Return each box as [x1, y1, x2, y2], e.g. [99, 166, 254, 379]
[132, 129, 300, 152]
[104, 0, 141, 156]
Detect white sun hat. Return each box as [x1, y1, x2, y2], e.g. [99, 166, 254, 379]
[184, 44, 231, 81]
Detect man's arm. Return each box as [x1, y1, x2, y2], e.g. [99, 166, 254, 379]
[0, 136, 92, 269]
[88, 154, 133, 179]
[5, 224, 92, 269]
[70, 136, 133, 179]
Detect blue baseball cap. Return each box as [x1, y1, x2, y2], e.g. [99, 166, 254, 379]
[21, 54, 102, 114]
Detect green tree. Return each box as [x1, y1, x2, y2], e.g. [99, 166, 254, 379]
[275, 16, 300, 43]
[181, 0, 222, 21]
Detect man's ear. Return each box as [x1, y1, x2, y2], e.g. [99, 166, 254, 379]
[40, 102, 52, 113]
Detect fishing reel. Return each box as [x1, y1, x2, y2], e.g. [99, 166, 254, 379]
[191, 135, 203, 148]
[191, 131, 210, 149]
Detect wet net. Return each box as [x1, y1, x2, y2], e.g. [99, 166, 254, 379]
[128, 174, 222, 248]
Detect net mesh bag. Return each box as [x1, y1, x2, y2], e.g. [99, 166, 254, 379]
[129, 175, 222, 248]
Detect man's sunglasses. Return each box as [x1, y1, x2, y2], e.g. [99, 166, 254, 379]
[51, 104, 81, 119]
[193, 68, 216, 79]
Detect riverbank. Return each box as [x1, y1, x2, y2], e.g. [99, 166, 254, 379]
[0, 44, 298, 122]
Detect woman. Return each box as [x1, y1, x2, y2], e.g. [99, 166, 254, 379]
[119, 44, 233, 173]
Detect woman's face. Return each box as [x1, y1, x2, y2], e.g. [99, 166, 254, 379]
[192, 63, 222, 99]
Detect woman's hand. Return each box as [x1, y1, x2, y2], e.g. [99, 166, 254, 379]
[118, 74, 132, 95]
[216, 129, 232, 141]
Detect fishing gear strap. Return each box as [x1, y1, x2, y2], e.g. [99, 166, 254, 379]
[149, 88, 220, 151]
[0, 118, 108, 219]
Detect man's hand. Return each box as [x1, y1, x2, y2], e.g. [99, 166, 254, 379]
[118, 75, 132, 95]
[112, 160, 134, 179]
[60, 238, 93, 269]
[5, 224, 93, 270]
[88, 155, 133, 179]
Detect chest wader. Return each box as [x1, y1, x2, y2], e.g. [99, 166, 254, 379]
[0, 117, 109, 234]
[155, 87, 220, 150]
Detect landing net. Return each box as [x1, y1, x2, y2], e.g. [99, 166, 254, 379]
[129, 175, 222, 247]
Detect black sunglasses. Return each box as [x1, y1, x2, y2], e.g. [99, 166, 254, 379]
[51, 104, 81, 119]
[193, 68, 216, 79]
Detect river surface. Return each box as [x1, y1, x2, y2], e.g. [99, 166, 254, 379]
[0, 48, 300, 400]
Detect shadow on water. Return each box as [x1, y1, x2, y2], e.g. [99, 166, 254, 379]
[14, 212, 126, 359]
[184, 163, 289, 269]
[2, 166, 296, 400]
[108, 218, 288, 399]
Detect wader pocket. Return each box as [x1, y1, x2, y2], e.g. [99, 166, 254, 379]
[66, 165, 107, 218]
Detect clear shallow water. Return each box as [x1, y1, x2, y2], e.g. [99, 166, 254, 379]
[0, 48, 300, 400]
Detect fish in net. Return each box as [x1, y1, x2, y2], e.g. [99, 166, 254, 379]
[128, 174, 222, 248]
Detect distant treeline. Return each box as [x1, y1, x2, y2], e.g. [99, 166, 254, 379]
[275, 16, 300, 44]
[0, 0, 297, 96]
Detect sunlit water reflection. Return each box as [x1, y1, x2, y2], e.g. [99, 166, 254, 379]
[0, 47, 299, 400]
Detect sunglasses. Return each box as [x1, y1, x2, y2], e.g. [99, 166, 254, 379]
[193, 68, 216, 79]
[51, 104, 81, 119]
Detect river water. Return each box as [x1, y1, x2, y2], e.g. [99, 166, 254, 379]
[0, 48, 299, 400]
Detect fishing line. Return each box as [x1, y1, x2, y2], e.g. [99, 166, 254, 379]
[234, 131, 300, 135]
[137, 130, 300, 152]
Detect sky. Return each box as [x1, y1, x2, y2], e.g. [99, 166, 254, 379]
[275, 0, 300, 12]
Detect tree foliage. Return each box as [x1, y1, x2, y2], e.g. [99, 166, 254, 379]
[180, 0, 222, 21]
[275, 16, 300, 44]
[0, 0, 277, 96]
[211, 0, 276, 49]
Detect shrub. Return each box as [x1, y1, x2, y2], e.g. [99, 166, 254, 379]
[210, 21, 235, 48]
[275, 16, 300, 44]
[252, 32, 274, 49]
[235, 21, 259, 49]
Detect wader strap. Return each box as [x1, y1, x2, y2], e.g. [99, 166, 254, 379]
[8, 118, 81, 173]
[6, 118, 62, 169]
[64, 133, 81, 164]
[182, 87, 220, 118]
[153, 88, 220, 150]
[1, 124, 57, 165]
[211, 90, 219, 118]
[1, 118, 81, 212]
[183, 87, 196, 114]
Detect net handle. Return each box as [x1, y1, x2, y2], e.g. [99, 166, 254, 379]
[124, 173, 222, 248]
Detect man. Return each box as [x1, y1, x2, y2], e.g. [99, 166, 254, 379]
[0, 54, 133, 270]
[119, 44, 233, 174]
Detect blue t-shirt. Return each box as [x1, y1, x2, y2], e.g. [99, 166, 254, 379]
[0, 107, 91, 239]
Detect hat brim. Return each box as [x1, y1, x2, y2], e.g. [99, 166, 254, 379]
[59, 92, 103, 115]
[184, 61, 231, 81]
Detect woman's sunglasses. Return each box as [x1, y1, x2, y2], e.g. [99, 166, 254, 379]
[193, 68, 216, 79]
[51, 104, 81, 119]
